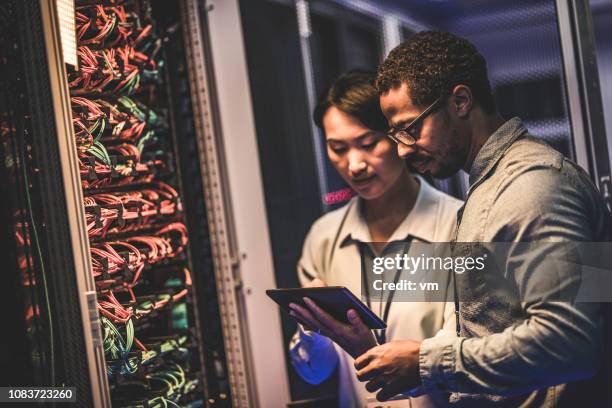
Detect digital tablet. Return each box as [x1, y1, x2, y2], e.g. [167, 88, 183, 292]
[266, 286, 386, 330]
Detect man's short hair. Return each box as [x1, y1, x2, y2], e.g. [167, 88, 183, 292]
[314, 70, 389, 132]
[376, 31, 496, 113]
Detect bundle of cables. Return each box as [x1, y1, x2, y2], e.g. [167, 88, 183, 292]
[76, 5, 137, 48]
[142, 335, 190, 366]
[101, 316, 189, 380]
[77, 141, 140, 174]
[108, 353, 201, 407]
[78, 140, 155, 183]
[68, 42, 158, 95]
[131, 289, 190, 320]
[76, 3, 159, 54]
[72, 95, 149, 168]
[98, 285, 190, 327]
[71, 5, 167, 189]
[97, 266, 191, 322]
[72, 96, 166, 147]
[69, 3, 161, 96]
[139, 266, 192, 315]
[116, 381, 188, 408]
[84, 182, 182, 238]
[102, 316, 143, 376]
[146, 363, 200, 406]
[80, 163, 160, 190]
[90, 223, 188, 281]
[73, 94, 169, 190]
[79, 154, 165, 190]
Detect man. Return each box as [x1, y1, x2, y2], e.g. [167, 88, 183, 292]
[352, 31, 612, 407]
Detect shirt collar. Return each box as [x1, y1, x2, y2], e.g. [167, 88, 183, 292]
[338, 175, 440, 246]
[469, 117, 528, 188]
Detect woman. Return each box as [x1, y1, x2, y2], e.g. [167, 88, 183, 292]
[288, 71, 462, 407]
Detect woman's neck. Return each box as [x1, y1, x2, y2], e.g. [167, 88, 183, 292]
[364, 169, 420, 245]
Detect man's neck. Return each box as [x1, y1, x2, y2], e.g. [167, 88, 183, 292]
[463, 112, 506, 173]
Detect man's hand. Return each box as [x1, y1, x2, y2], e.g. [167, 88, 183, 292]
[288, 297, 376, 359]
[354, 340, 422, 401]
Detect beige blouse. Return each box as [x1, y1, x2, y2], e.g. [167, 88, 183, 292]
[290, 177, 463, 408]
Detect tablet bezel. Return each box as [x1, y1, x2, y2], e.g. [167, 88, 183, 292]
[266, 286, 387, 330]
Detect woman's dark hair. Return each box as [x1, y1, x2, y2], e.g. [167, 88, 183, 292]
[313, 70, 388, 132]
[313, 70, 435, 183]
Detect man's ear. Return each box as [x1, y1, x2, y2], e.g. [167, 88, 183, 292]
[451, 85, 473, 118]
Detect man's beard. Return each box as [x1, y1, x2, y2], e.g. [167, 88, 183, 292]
[430, 128, 468, 179]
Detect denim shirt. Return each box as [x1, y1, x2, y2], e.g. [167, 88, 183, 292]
[418, 118, 612, 407]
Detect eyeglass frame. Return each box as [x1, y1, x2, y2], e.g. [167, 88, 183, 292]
[386, 96, 444, 146]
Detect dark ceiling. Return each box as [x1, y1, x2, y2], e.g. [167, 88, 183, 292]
[369, 0, 552, 25]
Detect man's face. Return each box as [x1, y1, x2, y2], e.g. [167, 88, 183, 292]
[380, 83, 469, 178]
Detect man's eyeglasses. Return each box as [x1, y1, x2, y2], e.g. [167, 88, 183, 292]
[387, 96, 443, 146]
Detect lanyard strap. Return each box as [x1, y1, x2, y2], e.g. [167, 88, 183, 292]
[326, 200, 355, 274]
[451, 208, 464, 338]
[359, 242, 406, 344]
[453, 265, 461, 337]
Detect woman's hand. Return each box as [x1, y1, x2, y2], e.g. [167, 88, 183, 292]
[289, 296, 377, 359]
[289, 278, 327, 331]
[305, 278, 327, 288]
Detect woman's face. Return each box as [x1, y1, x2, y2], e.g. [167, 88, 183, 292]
[323, 106, 406, 200]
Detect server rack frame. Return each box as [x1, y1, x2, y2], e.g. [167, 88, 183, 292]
[179, 0, 254, 406]
[38, 0, 110, 405]
[32, 0, 263, 406]
[1, 0, 100, 401]
[203, 0, 292, 406]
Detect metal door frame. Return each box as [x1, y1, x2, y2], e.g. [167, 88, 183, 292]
[556, 0, 612, 210]
[191, 0, 292, 406]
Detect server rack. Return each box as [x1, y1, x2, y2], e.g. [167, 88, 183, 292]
[1, 0, 283, 406]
